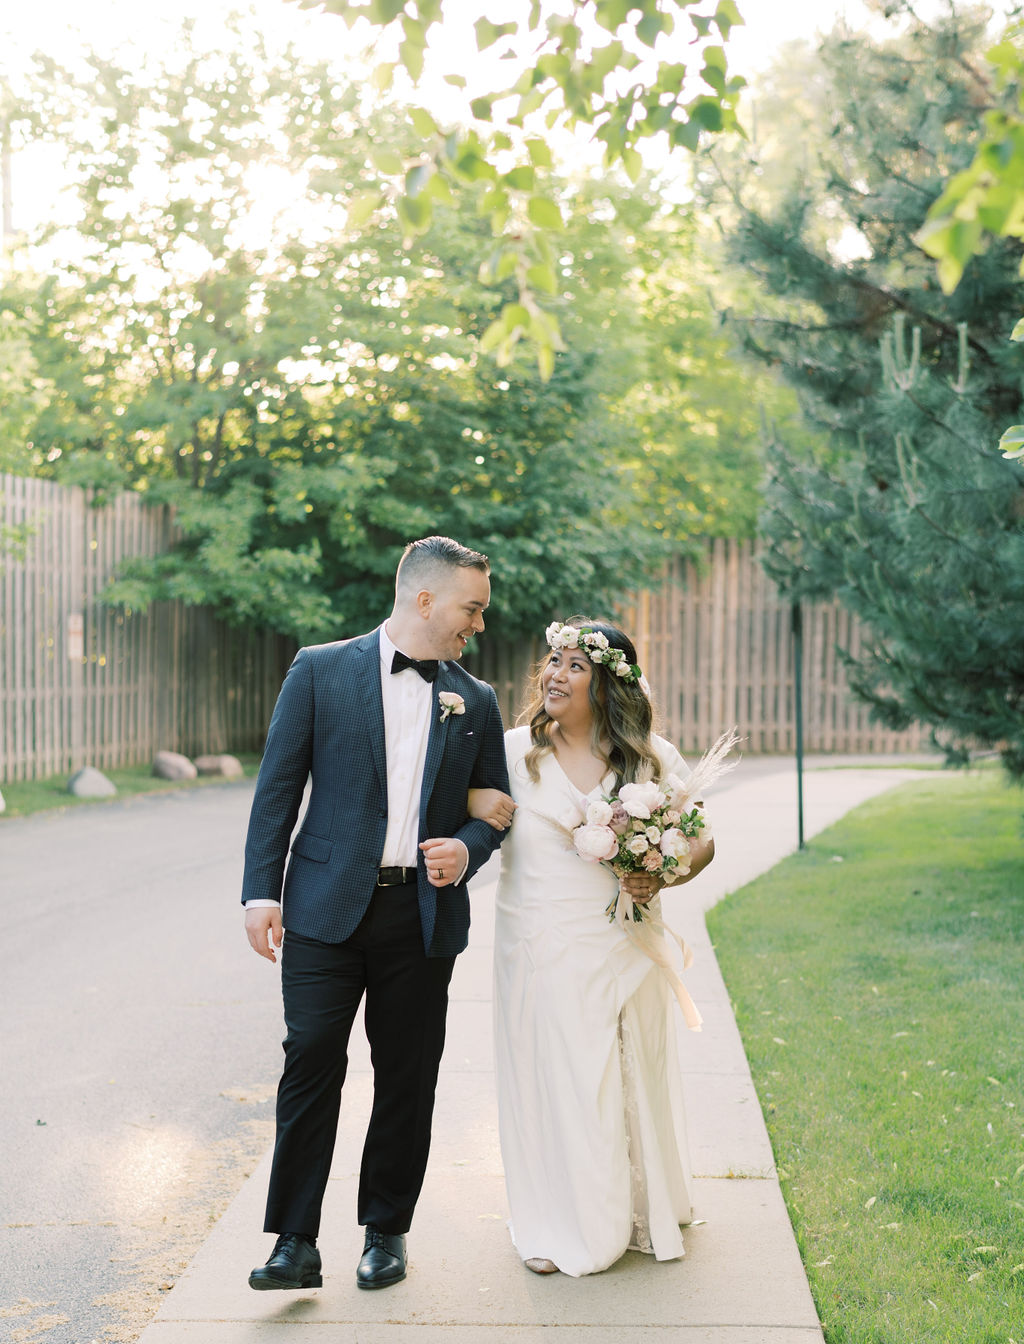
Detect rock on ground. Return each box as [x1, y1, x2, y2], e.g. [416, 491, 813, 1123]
[194, 754, 244, 778]
[152, 751, 198, 781]
[67, 766, 118, 798]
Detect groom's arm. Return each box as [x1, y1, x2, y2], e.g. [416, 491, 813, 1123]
[452, 689, 510, 879]
[241, 648, 315, 906]
[420, 685, 508, 889]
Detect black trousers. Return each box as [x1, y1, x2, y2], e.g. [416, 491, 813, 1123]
[264, 883, 455, 1237]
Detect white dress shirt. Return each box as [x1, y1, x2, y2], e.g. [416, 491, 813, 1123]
[377, 622, 435, 867]
[244, 623, 466, 908]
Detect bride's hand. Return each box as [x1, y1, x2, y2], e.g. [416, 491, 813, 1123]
[620, 872, 663, 905]
[468, 787, 518, 831]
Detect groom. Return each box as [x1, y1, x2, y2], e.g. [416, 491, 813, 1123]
[242, 536, 510, 1291]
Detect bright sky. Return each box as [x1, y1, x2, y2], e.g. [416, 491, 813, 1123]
[0, 0, 880, 57]
[0, 0, 883, 86]
[0, 0, 1009, 234]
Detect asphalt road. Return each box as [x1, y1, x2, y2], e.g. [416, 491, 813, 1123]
[1, 781, 283, 1344]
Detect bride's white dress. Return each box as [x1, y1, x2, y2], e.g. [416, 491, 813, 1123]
[493, 725, 696, 1277]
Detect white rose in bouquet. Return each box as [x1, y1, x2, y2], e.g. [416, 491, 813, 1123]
[586, 799, 614, 826]
[626, 834, 650, 856]
[618, 779, 664, 819]
[659, 827, 692, 860]
[573, 824, 619, 863]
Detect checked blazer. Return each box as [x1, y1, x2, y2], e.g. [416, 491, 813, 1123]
[241, 628, 510, 957]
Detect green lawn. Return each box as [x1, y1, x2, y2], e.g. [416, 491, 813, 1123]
[0, 756, 260, 819]
[707, 773, 1024, 1344]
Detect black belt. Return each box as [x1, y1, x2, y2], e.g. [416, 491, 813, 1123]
[376, 866, 417, 887]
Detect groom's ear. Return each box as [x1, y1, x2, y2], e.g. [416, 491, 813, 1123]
[415, 588, 433, 618]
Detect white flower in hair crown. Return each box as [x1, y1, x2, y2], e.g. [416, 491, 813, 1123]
[545, 622, 648, 691]
[438, 691, 465, 721]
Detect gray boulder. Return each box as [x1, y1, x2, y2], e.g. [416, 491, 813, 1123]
[68, 766, 117, 798]
[152, 750, 198, 781]
[194, 753, 244, 779]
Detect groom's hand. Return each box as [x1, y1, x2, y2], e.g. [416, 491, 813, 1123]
[420, 837, 469, 887]
[245, 906, 283, 962]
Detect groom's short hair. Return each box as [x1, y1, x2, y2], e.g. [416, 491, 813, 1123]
[395, 535, 490, 598]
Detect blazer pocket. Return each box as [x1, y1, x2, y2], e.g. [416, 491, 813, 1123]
[290, 831, 333, 864]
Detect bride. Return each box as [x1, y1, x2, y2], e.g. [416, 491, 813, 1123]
[469, 617, 714, 1278]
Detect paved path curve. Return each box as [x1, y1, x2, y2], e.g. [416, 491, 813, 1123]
[1, 757, 937, 1343]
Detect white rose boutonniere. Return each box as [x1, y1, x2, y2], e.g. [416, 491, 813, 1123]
[438, 691, 466, 722]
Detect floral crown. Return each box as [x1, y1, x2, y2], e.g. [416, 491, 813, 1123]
[545, 621, 649, 694]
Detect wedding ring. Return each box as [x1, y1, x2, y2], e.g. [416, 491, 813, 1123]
[438, 868, 445, 880]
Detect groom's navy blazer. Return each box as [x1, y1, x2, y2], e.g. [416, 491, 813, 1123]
[241, 629, 509, 958]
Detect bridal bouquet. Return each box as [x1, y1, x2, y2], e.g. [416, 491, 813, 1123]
[571, 729, 740, 923]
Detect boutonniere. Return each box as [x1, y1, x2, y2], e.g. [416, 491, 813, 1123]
[438, 691, 466, 722]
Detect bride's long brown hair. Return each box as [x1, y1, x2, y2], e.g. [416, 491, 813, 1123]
[521, 617, 660, 789]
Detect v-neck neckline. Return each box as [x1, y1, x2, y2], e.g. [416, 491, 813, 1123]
[550, 749, 613, 800]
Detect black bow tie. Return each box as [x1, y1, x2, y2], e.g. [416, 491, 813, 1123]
[391, 650, 440, 683]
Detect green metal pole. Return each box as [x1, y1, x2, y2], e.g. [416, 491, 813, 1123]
[791, 602, 805, 850]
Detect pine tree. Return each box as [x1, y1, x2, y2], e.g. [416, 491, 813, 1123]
[710, 2, 1024, 775]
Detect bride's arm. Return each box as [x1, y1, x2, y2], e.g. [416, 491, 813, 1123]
[672, 828, 715, 885]
[468, 787, 518, 831]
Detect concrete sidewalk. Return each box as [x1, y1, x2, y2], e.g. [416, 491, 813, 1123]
[138, 757, 933, 1343]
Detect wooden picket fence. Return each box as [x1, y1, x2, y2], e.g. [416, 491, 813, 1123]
[1, 474, 924, 784]
[0, 474, 295, 782]
[473, 540, 926, 757]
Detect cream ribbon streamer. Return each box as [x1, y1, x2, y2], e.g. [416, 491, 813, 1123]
[612, 883, 703, 1032]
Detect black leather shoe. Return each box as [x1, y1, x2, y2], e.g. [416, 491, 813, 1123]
[249, 1233, 323, 1290]
[356, 1224, 407, 1289]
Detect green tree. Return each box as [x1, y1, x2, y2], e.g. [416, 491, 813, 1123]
[0, 309, 51, 472]
[708, 4, 1024, 774]
[3, 28, 764, 639]
[917, 13, 1024, 461]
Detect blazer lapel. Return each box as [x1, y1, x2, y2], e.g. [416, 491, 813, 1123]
[354, 630, 388, 794]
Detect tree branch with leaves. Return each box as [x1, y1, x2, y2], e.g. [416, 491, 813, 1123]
[291, 0, 745, 374]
